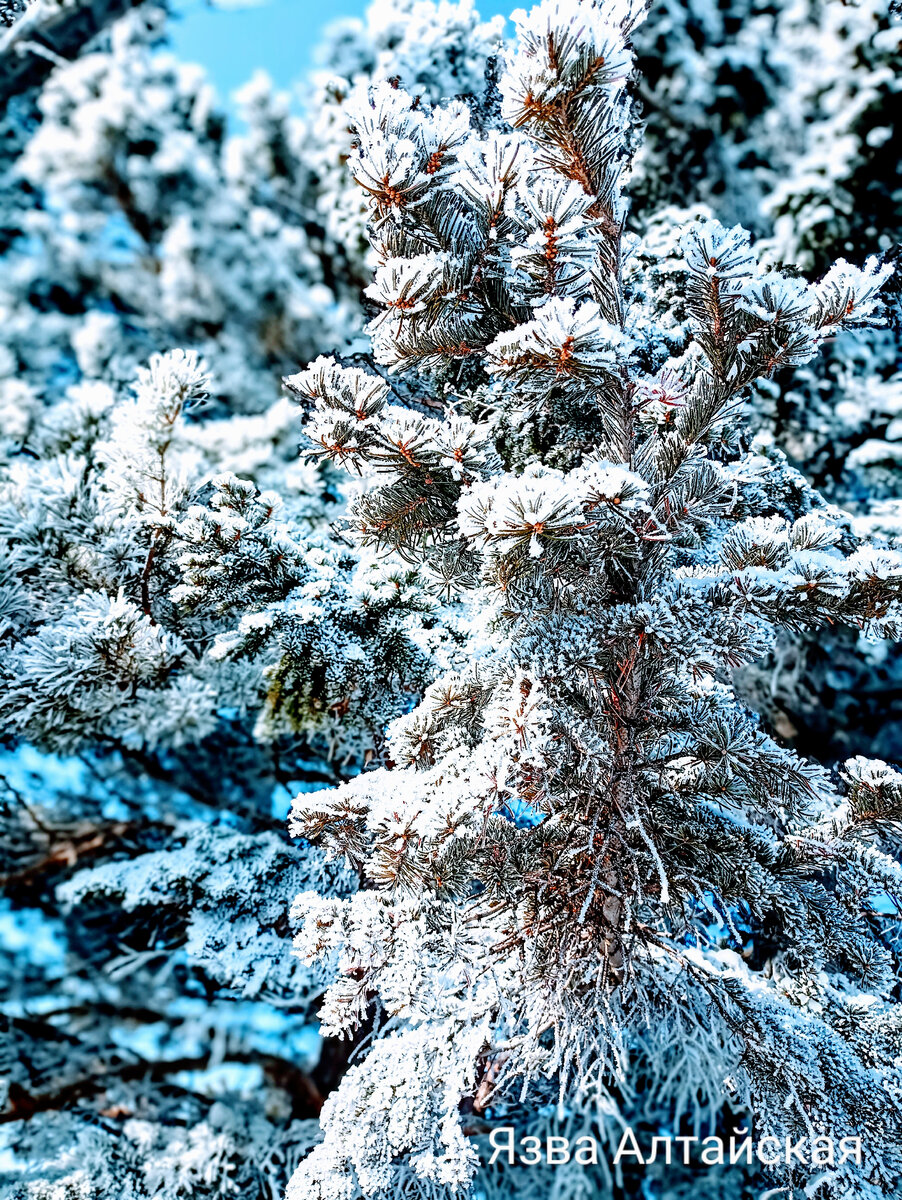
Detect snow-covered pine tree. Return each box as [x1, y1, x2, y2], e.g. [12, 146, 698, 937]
[6, 0, 896, 770]
[4, 0, 901, 1196]
[303, 0, 902, 767]
[633, 0, 901, 274]
[0, 6, 486, 1193]
[0, 334, 466, 1193]
[1, 0, 357, 428]
[287, 2, 902, 1196]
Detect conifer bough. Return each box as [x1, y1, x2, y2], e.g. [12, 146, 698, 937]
[286, 1, 902, 1196]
